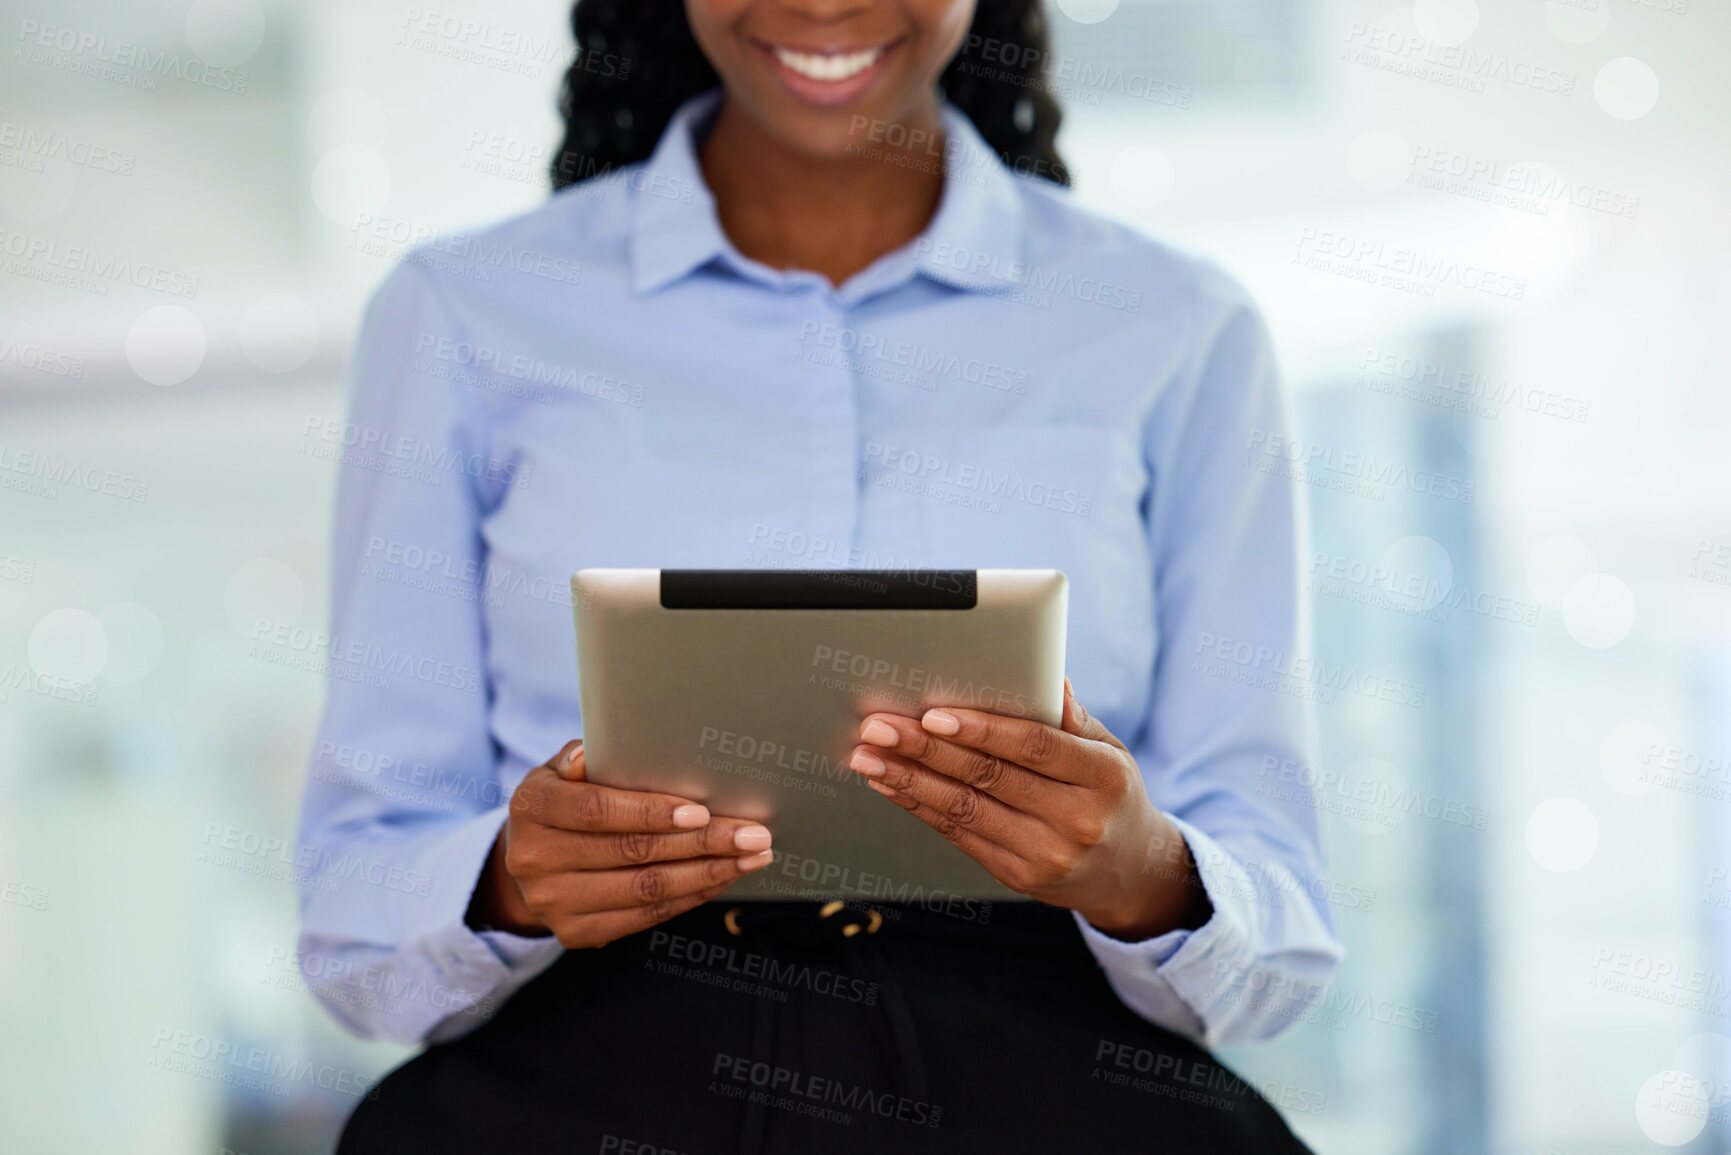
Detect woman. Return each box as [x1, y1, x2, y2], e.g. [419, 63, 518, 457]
[297, 1, 1343, 1150]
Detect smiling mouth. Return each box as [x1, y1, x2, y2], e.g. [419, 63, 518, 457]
[770, 44, 889, 82]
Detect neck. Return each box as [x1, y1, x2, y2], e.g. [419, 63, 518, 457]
[698, 96, 948, 287]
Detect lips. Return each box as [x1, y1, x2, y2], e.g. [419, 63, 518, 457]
[752, 37, 904, 107]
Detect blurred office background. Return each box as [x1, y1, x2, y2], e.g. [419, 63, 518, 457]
[2, 0, 1729, 1151]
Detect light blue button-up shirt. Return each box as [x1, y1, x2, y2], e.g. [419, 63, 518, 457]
[295, 91, 1343, 1049]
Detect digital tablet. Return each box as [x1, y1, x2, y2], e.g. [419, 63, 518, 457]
[571, 569, 1067, 902]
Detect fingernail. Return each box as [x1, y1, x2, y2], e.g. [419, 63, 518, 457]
[734, 825, 772, 852]
[562, 742, 582, 770]
[850, 748, 885, 777]
[921, 710, 960, 735]
[867, 779, 897, 797]
[672, 804, 710, 829]
[859, 719, 898, 746]
[738, 849, 774, 872]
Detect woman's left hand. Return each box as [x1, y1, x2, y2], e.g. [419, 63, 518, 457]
[849, 680, 1213, 941]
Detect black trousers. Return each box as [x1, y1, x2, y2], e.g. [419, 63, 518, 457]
[339, 900, 1314, 1154]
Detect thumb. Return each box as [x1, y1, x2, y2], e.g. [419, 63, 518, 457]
[1061, 678, 1123, 749]
[552, 739, 587, 781]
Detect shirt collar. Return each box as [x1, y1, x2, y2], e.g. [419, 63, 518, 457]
[628, 90, 1027, 296]
[911, 103, 1029, 293]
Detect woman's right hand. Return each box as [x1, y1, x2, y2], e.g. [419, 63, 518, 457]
[469, 739, 773, 947]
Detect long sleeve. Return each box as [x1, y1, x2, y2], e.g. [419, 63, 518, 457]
[1072, 264, 1345, 1047]
[294, 257, 561, 1045]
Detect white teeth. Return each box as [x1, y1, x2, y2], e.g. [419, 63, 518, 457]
[773, 46, 882, 82]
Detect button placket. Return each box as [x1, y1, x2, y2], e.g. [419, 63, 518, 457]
[800, 288, 861, 560]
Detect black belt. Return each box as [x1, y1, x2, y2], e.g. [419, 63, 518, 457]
[720, 901, 930, 1155]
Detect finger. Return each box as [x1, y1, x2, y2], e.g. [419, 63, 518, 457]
[530, 818, 772, 870]
[853, 714, 1067, 811]
[889, 706, 1101, 786]
[1061, 678, 1125, 750]
[554, 850, 775, 915]
[512, 773, 712, 834]
[533, 744, 716, 834]
[865, 780, 1039, 894]
[552, 881, 734, 950]
[859, 748, 1050, 850]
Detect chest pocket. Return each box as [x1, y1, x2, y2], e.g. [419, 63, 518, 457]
[884, 423, 1155, 728]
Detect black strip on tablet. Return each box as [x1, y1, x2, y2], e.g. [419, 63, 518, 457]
[660, 570, 978, 610]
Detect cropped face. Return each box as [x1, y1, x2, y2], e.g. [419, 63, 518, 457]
[686, 0, 975, 159]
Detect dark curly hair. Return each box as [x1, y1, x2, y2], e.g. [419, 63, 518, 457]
[550, 0, 1068, 192]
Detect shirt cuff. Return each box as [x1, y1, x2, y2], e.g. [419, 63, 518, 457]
[403, 807, 564, 1042]
[1072, 815, 1258, 1043]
